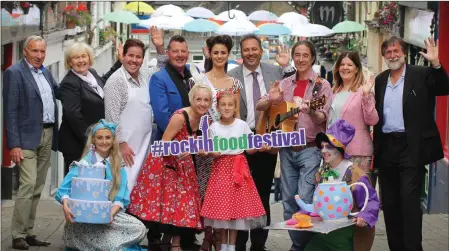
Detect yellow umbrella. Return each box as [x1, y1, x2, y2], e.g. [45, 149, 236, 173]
[124, 2, 155, 14]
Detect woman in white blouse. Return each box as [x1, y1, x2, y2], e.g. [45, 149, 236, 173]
[104, 31, 166, 192]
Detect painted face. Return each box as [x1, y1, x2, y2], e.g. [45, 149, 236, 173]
[69, 51, 90, 76]
[383, 42, 406, 70]
[93, 129, 113, 157]
[217, 95, 236, 119]
[167, 41, 189, 71]
[210, 44, 229, 68]
[191, 89, 211, 115]
[338, 57, 358, 82]
[321, 142, 341, 164]
[24, 39, 46, 69]
[123, 46, 144, 77]
[241, 38, 263, 69]
[293, 45, 313, 73]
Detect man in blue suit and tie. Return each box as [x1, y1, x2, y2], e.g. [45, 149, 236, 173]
[150, 35, 193, 140]
[3, 35, 58, 250]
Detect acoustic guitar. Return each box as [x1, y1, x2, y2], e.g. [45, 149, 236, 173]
[256, 95, 326, 135]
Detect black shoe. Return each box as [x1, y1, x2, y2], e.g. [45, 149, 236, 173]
[250, 246, 269, 251]
[25, 235, 50, 246]
[12, 238, 29, 250]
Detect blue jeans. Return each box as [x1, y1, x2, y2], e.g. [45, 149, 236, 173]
[280, 147, 322, 251]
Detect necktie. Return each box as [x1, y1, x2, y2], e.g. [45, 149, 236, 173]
[251, 71, 261, 124]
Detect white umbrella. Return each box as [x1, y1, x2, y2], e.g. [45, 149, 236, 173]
[215, 9, 247, 21]
[216, 19, 258, 36]
[140, 15, 193, 30]
[153, 4, 185, 17]
[248, 10, 278, 21]
[291, 23, 334, 37]
[278, 12, 308, 30]
[186, 7, 215, 19]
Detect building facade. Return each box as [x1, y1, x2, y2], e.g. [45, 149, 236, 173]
[1, 1, 116, 199]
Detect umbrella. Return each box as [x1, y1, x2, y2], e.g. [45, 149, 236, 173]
[278, 12, 308, 30]
[215, 9, 247, 21]
[216, 18, 258, 36]
[291, 23, 334, 37]
[153, 4, 185, 17]
[186, 7, 215, 19]
[141, 15, 193, 30]
[124, 2, 155, 14]
[255, 23, 291, 36]
[183, 19, 220, 32]
[248, 10, 278, 21]
[103, 10, 141, 24]
[332, 21, 366, 33]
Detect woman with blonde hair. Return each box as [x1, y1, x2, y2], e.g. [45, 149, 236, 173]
[56, 119, 146, 250]
[57, 42, 123, 176]
[128, 84, 213, 251]
[328, 51, 379, 174]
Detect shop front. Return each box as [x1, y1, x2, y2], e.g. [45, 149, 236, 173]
[401, 2, 449, 214]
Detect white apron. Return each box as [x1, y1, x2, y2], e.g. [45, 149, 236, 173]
[119, 68, 153, 191]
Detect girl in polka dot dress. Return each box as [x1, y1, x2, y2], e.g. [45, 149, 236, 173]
[199, 91, 267, 251]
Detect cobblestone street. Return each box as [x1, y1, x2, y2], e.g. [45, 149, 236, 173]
[1, 198, 448, 251]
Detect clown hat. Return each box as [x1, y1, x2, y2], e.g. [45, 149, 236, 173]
[315, 119, 355, 159]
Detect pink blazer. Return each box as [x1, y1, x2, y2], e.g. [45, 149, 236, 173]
[329, 87, 379, 156]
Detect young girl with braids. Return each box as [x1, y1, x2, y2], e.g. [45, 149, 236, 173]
[56, 119, 146, 251]
[199, 91, 267, 251]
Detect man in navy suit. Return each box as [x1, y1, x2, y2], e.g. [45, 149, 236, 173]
[149, 35, 200, 251]
[3, 35, 58, 250]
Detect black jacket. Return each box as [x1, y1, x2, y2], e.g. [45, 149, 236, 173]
[373, 64, 449, 166]
[57, 61, 121, 158]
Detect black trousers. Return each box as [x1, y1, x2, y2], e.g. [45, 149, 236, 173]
[378, 133, 424, 251]
[236, 151, 277, 251]
[63, 154, 80, 176]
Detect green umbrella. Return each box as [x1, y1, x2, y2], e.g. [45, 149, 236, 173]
[332, 21, 366, 34]
[103, 10, 141, 24]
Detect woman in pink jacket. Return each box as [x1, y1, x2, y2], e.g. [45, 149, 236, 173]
[327, 51, 378, 174]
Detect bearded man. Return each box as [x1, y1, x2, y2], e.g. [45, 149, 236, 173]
[373, 36, 449, 251]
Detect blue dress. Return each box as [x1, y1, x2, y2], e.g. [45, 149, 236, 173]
[56, 150, 147, 251]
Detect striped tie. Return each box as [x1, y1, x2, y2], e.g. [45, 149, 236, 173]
[251, 71, 261, 123]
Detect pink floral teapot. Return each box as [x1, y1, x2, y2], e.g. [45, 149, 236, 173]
[295, 180, 369, 222]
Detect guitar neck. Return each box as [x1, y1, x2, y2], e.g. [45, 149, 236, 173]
[279, 107, 301, 123]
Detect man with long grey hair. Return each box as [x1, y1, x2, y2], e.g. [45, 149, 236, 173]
[374, 36, 449, 251]
[3, 35, 59, 249]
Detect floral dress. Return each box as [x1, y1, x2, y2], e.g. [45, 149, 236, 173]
[127, 109, 203, 232]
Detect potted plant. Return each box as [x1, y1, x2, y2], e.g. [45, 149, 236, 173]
[64, 5, 79, 28]
[49, 2, 57, 12]
[374, 2, 400, 29]
[20, 1, 31, 14]
[99, 29, 106, 46]
[77, 3, 91, 26]
[103, 26, 117, 42]
[2, 2, 18, 15]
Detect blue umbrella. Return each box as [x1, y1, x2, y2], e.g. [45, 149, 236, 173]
[255, 23, 291, 36]
[183, 19, 219, 33]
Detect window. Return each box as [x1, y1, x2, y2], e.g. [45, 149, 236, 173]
[193, 55, 204, 61]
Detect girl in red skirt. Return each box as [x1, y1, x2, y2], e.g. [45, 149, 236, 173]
[199, 91, 267, 251]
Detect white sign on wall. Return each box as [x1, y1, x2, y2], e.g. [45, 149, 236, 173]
[403, 7, 434, 49]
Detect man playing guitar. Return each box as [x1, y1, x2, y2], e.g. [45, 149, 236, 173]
[256, 40, 331, 251]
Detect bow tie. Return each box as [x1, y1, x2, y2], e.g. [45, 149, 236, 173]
[33, 68, 38, 73]
[323, 169, 340, 181]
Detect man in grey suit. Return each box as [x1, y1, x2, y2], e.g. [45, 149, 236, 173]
[3, 35, 58, 250]
[227, 34, 294, 251]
